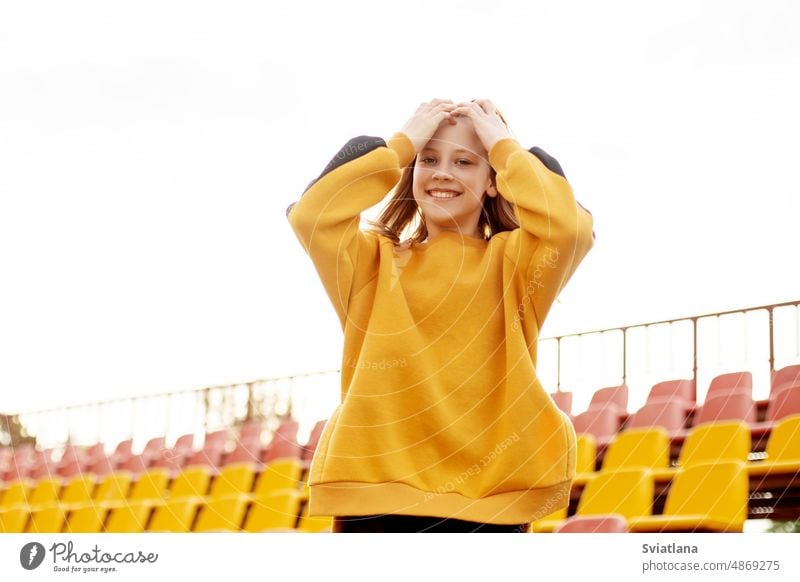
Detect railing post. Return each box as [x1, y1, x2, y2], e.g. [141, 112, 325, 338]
[692, 317, 698, 395]
[556, 337, 562, 392]
[622, 328, 628, 386]
[768, 306, 775, 377]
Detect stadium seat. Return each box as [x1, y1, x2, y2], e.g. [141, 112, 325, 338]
[297, 499, 334, 532]
[104, 468, 171, 533]
[27, 474, 97, 533]
[693, 392, 756, 426]
[151, 433, 194, 473]
[65, 472, 133, 533]
[572, 433, 598, 485]
[147, 498, 202, 532]
[0, 477, 62, 533]
[529, 507, 568, 533]
[194, 495, 251, 532]
[532, 468, 653, 532]
[652, 421, 751, 481]
[186, 429, 230, 469]
[625, 399, 688, 433]
[0, 479, 32, 509]
[629, 461, 748, 532]
[253, 459, 303, 497]
[706, 371, 752, 399]
[748, 415, 800, 477]
[549, 391, 573, 416]
[571, 406, 621, 445]
[600, 428, 671, 472]
[647, 379, 695, 404]
[764, 386, 800, 422]
[772, 364, 800, 396]
[554, 514, 629, 533]
[242, 490, 303, 532]
[589, 384, 628, 413]
[263, 419, 303, 463]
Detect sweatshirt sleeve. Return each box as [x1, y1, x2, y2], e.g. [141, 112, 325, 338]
[287, 131, 416, 328]
[489, 138, 595, 330]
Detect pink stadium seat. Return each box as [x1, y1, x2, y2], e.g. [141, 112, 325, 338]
[186, 429, 230, 469]
[262, 419, 302, 463]
[151, 433, 195, 472]
[707, 371, 752, 399]
[554, 515, 628, 533]
[765, 386, 800, 422]
[693, 392, 756, 427]
[571, 407, 621, 445]
[549, 391, 573, 416]
[647, 379, 695, 404]
[589, 384, 628, 413]
[772, 365, 800, 396]
[625, 399, 687, 433]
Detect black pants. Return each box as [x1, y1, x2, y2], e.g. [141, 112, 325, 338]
[338, 514, 529, 533]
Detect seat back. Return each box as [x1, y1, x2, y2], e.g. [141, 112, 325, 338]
[626, 399, 687, 432]
[764, 415, 800, 462]
[576, 468, 653, 519]
[663, 460, 748, 530]
[677, 421, 751, 468]
[694, 392, 756, 426]
[601, 428, 670, 471]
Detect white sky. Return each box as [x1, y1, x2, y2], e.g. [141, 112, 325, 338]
[1, 0, 799, 417]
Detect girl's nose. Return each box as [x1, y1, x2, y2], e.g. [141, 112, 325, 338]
[432, 168, 454, 180]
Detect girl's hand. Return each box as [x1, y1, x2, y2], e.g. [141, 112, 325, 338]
[451, 99, 514, 153]
[400, 99, 458, 154]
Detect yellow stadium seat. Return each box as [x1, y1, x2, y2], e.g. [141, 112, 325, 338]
[629, 460, 748, 532]
[66, 472, 133, 533]
[748, 415, 800, 477]
[252, 459, 303, 497]
[533, 468, 653, 533]
[0, 479, 32, 508]
[529, 507, 568, 533]
[194, 495, 251, 532]
[167, 466, 213, 501]
[27, 475, 96, 533]
[147, 499, 203, 532]
[572, 433, 598, 486]
[104, 468, 170, 533]
[601, 428, 670, 472]
[0, 477, 61, 533]
[207, 463, 256, 499]
[297, 500, 334, 533]
[242, 490, 302, 532]
[653, 421, 751, 481]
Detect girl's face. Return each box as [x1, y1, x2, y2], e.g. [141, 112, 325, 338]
[412, 117, 497, 239]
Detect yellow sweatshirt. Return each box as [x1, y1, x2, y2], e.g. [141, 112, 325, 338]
[287, 131, 595, 525]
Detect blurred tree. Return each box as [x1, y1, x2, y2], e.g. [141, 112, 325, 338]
[765, 520, 800, 533]
[0, 413, 36, 447]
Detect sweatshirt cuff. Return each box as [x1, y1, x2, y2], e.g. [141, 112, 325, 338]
[387, 131, 416, 168]
[488, 137, 524, 172]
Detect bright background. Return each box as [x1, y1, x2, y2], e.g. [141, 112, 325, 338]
[1, 0, 798, 416]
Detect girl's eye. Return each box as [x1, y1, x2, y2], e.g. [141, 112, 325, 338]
[420, 157, 436, 164]
[457, 159, 472, 166]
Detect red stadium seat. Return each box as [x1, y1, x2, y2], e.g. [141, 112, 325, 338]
[647, 379, 695, 404]
[554, 515, 628, 533]
[626, 398, 687, 433]
[693, 392, 756, 427]
[707, 371, 752, 399]
[589, 384, 628, 414]
[772, 364, 800, 396]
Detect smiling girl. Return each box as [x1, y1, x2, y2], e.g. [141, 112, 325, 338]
[287, 98, 595, 532]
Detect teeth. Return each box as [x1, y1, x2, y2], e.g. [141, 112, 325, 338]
[428, 190, 461, 199]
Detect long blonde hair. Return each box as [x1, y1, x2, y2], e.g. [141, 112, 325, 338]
[364, 156, 520, 245]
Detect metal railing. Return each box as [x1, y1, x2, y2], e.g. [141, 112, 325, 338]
[7, 300, 799, 452]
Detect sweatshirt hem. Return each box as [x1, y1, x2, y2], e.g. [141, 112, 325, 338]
[309, 479, 572, 525]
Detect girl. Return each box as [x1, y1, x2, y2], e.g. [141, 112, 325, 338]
[287, 98, 595, 532]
